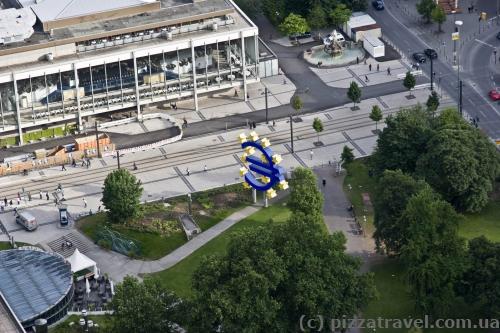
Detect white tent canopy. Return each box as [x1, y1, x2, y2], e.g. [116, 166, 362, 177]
[66, 249, 97, 275]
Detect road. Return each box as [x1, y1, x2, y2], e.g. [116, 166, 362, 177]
[368, 2, 500, 140]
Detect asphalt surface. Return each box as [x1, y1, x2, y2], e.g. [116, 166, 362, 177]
[369, 2, 500, 140]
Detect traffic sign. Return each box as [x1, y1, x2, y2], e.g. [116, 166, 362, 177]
[452, 32, 460, 41]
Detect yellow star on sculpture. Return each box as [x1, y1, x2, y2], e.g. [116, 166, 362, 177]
[249, 131, 259, 142]
[272, 154, 282, 164]
[278, 180, 289, 190]
[239, 167, 248, 176]
[266, 188, 277, 199]
[238, 133, 247, 144]
[260, 137, 270, 148]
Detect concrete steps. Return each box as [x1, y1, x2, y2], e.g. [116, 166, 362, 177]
[47, 232, 91, 257]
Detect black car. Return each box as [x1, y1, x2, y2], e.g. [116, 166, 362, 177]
[424, 48, 438, 59]
[372, 0, 384, 10]
[289, 32, 312, 40]
[413, 52, 427, 63]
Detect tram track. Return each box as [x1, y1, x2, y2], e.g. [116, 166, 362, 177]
[0, 99, 455, 198]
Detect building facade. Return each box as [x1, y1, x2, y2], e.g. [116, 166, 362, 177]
[0, 0, 262, 144]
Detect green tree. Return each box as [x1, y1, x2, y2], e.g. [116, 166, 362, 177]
[400, 187, 467, 316]
[235, 0, 261, 19]
[102, 169, 143, 223]
[307, 4, 328, 30]
[112, 276, 179, 333]
[262, 0, 285, 26]
[371, 106, 433, 175]
[341, 145, 355, 164]
[416, 0, 437, 23]
[369, 105, 383, 130]
[458, 236, 500, 317]
[188, 213, 376, 332]
[373, 170, 427, 255]
[330, 3, 352, 28]
[279, 13, 309, 37]
[291, 95, 303, 113]
[426, 90, 440, 115]
[347, 81, 362, 108]
[312, 117, 324, 143]
[416, 125, 500, 212]
[431, 5, 446, 32]
[403, 71, 416, 97]
[288, 167, 324, 219]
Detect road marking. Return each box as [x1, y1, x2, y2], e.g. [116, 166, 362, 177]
[474, 39, 495, 49]
[139, 122, 149, 133]
[324, 113, 333, 120]
[466, 79, 500, 117]
[283, 143, 307, 167]
[173, 166, 196, 192]
[217, 135, 225, 143]
[99, 159, 107, 166]
[233, 154, 245, 167]
[197, 111, 206, 120]
[342, 131, 366, 156]
[376, 97, 390, 109]
[268, 125, 276, 132]
[346, 68, 367, 87]
[159, 147, 167, 158]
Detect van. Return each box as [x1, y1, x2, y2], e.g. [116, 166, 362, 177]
[16, 211, 38, 231]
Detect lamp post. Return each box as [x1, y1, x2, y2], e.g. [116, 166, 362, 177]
[261, 87, 269, 124]
[455, 20, 463, 113]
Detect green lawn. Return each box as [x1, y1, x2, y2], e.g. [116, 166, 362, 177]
[78, 213, 187, 261]
[460, 199, 500, 242]
[364, 259, 486, 333]
[343, 159, 377, 234]
[0, 242, 34, 251]
[49, 314, 113, 333]
[149, 204, 291, 298]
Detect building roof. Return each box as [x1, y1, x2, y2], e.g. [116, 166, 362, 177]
[347, 13, 376, 29]
[352, 24, 380, 32]
[29, 0, 157, 24]
[0, 8, 36, 44]
[0, 249, 73, 323]
[363, 33, 384, 46]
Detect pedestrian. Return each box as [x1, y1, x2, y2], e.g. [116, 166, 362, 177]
[283, 78, 287, 85]
[83, 197, 87, 208]
[204, 165, 208, 172]
[234, 89, 238, 97]
[133, 162, 138, 170]
[356, 56, 359, 64]
[369, 63, 372, 71]
[322, 179, 326, 187]
[61, 164, 66, 171]
[98, 205, 101, 212]
[16, 197, 20, 205]
[39, 191, 43, 200]
[3, 197, 7, 206]
[247, 93, 250, 99]
[13, 207, 17, 216]
[273, 120, 276, 127]
[46, 192, 50, 201]
[72, 159, 76, 167]
[17, 192, 20, 200]
[377, 64, 379, 71]
[186, 167, 190, 176]
[86, 159, 90, 169]
[387, 67, 391, 75]
[365, 75, 369, 82]
[252, 121, 256, 129]
[28, 192, 32, 201]
[9, 199, 13, 206]
[81, 160, 85, 167]
[310, 150, 314, 160]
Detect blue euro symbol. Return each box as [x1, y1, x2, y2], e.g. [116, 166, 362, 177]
[242, 140, 285, 191]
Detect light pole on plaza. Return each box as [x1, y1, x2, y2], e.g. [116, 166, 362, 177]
[455, 20, 463, 114]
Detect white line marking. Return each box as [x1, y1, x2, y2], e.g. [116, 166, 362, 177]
[474, 39, 495, 49]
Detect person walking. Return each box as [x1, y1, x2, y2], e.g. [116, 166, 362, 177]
[98, 205, 101, 212]
[133, 162, 138, 170]
[9, 199, 13, 206]
[273, 120, 276, 127]
[61, 164, 66, 171]
[365, 75, 369, 82]
[16, 197, 20, 206]
[186, 167, 190, 176]
[377, 64, 380, 71]
[387, 67, 391, 75]
[322, 179, 326, 187]
[356, 56, 359, 64]
[204, 165, 208, 172]
[310, 150, 314, 160]
[39, 191, 43, 200]
[369, 63, 372, 71]
[3, 197, 7, 206]
[28, 192, 32, 201]
[46, 192, 50, 201]
[83, 197, 87, 208]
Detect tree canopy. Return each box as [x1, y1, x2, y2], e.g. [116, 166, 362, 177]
[373, 170, 427, 255]
[347, 81, 362, 107]
[330, 3, 352, 27]
[312, 117, 324, 142]
[416, 0, 436, 23]
[426, 90, 440, 114]
[307, 4, 328, 30]
[279, 13, 309, 36]
[403, 71, 416, 96]
[400, 187, 467, 315]
[369, 105, 383, 130]
[288, 167, 324, 219]
[341, 145, 355, 165]
[431, 5, 446, 32]
[187, 213, 376, 332]
[102, 169, 143, 223]
[291, 95, 303, 112]
[112, 276, 180, 333]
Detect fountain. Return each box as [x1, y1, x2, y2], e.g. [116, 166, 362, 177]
[303, 29, 365, 68]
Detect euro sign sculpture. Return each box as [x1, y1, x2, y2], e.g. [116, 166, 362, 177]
[238, 131, 288, 199]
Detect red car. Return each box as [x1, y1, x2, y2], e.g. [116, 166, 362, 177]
[489, 89, 500, 101]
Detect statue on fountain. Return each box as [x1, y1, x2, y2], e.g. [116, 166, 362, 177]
[323, 29, 345, 56]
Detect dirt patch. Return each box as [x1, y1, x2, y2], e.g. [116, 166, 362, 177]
[213, 192, 238, 208]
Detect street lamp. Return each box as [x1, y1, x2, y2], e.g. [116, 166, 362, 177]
[260, 87, 269, 124]
[455, 20, 463, 115]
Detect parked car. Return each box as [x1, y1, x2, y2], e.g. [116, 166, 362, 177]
[489, 89, 500, 101]
[424, 48, 438, 59]
[288, 32, 312, 40]
[413, 52, 427, 63]
[16, 211, 38, 231]
[372, 0, 384, 10]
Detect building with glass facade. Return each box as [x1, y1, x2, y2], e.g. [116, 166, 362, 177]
[0, 0, 262, 144]
[0, 248, 74, 330]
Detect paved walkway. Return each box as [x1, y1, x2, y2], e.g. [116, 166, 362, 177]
[62, 206, 260, 282]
